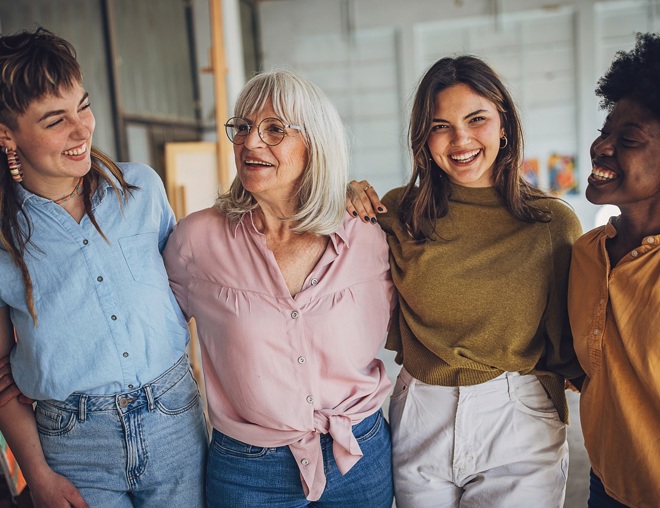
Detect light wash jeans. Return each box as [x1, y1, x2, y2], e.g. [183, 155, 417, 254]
[35, 355, 208, 507]
[205, 409, 393, 507]
[389, 368, 569, 508]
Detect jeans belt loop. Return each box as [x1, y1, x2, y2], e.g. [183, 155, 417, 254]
[78, 394, 88, 422]
[145, 384, 156, 411]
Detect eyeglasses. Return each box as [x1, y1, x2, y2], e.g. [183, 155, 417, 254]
[224, 117, 304, 146]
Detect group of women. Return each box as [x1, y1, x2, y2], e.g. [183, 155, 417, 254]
[0, 25, 656, 508]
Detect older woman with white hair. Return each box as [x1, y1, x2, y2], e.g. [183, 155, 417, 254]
[163, 70, 395, 507]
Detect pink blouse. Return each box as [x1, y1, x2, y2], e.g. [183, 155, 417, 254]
[163, 208, 394, 501]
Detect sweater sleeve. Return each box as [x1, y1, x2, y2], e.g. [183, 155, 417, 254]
[539, 201, 584, 380]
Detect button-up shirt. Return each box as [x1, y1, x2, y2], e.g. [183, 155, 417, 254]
[568, 220, 660, 507]
[1, 162, 189, 400]
[163, 208, 394, 501]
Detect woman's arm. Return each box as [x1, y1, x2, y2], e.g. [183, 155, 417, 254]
[0, 306, 89, 508]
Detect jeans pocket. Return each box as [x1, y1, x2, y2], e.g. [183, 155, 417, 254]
[35, 403, 77, 437]
[513, 376, 560, 419]
[155, 371, 201, 416]
[354, 410, 384, 444]
[212, 431, 269, 458]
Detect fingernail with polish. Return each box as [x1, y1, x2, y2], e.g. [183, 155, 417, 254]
[377, 207, 384, 212]
[352, 211, 358, 217]
[370, 217, 377, 224]
[364, 216, 370, 222]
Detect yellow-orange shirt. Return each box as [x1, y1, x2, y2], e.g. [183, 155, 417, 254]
[568, 220, 660, 508]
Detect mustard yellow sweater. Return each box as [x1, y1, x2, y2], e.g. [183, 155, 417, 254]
[381, 184, 583, 422]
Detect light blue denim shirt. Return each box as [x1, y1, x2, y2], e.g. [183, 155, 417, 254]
[0, 162, 189, 400]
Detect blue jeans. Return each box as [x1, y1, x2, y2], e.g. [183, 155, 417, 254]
[35, 355, 209, 507]
[589, 469, 629, 508]
[206, 409, 393, 507]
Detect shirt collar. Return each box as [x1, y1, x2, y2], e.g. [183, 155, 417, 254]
[231, 209, 350, 250]
[13, 163, 122, 207]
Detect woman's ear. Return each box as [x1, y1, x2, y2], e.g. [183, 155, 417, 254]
[0, 124, 16, 149]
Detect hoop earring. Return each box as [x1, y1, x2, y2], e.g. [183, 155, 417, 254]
[3, 147, 23, 182]
[499, 135, 508, 150]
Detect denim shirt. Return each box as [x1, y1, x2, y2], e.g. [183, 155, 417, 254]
[0, 162, 189, 401]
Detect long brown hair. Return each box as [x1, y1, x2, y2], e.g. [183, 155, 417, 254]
[400, 55, 551, 241]
[0, 28, 135, 324]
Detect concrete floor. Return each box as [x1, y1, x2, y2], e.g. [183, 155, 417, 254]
[377, 348, 590, 508]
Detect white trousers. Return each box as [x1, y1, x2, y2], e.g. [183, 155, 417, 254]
[389, 368, 568, 508]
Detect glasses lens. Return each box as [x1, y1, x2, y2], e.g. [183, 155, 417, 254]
[258, 118, 287, 146]
[225, 117, 249, 144]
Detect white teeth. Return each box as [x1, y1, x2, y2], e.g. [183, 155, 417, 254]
[591, 167, 617, 181]
[245, 159, 272, 166]
[63, 145, 87, 156]
[450, 149, 480, 162]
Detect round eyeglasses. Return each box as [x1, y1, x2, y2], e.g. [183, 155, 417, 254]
[224, 117, 304, 146]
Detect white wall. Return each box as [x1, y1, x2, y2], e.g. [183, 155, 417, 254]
[254, 0, 660, 230]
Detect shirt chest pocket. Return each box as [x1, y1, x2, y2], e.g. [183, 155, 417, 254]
[118, 233, 169, 290]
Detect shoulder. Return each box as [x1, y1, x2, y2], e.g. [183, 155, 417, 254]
[341, 211, 387, 247]
[574, 225, 606, 250]
[175, 206, 226, 237]
[537, 198, 583, 240]
[116, 162, 162, 188]
[381, 186, 405, 211]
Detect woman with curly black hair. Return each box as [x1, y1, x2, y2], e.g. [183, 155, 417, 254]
[568, 32, 660, 508]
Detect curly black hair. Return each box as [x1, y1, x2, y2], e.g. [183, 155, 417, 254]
[595, 32, 660, 118]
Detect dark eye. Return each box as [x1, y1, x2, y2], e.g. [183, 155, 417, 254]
[431, 124, 448, 132]
[265, 123, 285, 134]
[80, 102, 92, 111]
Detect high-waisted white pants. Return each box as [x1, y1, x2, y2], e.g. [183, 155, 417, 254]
[389, 368, 568, 508]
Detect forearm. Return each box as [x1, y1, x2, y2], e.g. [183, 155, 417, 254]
[0, 399, 52, 484]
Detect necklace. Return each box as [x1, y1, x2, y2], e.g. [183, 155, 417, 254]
[53, 177, 84, 205]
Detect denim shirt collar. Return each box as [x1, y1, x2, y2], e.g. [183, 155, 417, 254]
[13, 167, 124, 209]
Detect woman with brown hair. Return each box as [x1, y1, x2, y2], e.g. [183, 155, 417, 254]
[348, 55, 583, 507]
[0, 28, 207, 507]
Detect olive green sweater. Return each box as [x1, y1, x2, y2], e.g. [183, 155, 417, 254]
[381, 184, 583, 423]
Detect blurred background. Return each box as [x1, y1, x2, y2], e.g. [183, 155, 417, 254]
[2, 1, 658, 506]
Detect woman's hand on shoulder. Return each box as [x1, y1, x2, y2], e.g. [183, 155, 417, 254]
[346, 180, 387, 224]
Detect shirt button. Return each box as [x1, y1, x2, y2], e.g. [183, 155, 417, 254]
[631, 250, 639, 257]
[306, 395, 314, 404]
[291, 311, 299, 319]
[301, 458, 309, 466]
[599, 299, 605, 305]
[82, 239, 89, 245]
[119, 398, 129, 408]
[593, 329, 600, 335]
[128, 384, 134, 389]
[123, 352, 129, 358]
[647, 237, 656, 244]
[311, 278, 319, 286]
[111, 315, 117, 321]
[298, 356, 306, 364]
[97, 276, 103, 282]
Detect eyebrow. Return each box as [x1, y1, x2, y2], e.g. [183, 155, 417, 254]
[432, 109, 489, 123]
[38, 92, 89, 122]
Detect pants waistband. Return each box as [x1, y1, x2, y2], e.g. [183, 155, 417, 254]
[399, 367, 533, 396]
[37, 355, 191, 419]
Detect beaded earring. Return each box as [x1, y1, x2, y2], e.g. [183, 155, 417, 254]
[3, 147, 23, 182]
